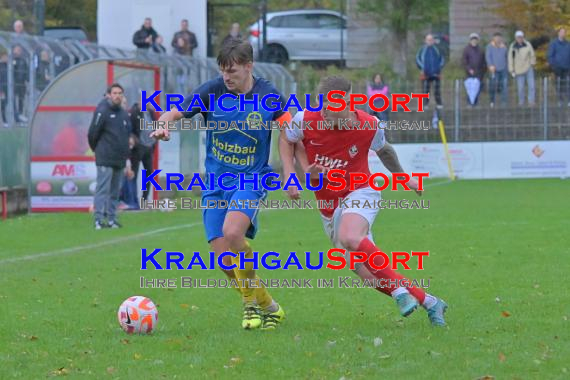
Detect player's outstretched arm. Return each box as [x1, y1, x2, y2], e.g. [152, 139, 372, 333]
[279, 130, 300, 200]
[376, 142, 404, 173]
[376, 142, 423, 196]
[293, 141, 309, 172]
[149, 110, 184, 141]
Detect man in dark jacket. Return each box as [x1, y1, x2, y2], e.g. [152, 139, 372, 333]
[171, 19, 198, 56]
[132, 18, 158, 50]
[129, 101, 157, 201]
[222, 23, 242, 46]
[416, 33, 445, 109]
[88, 83, 131, 229]
[462, 33, 486, 106]
[12, 45, 28, 122]
[0, 53, 7, 125]
[547, 27, 570, 106]
[36, 50, 52, 93]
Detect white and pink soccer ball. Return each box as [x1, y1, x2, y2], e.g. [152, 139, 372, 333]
[117, 296, 158, 334]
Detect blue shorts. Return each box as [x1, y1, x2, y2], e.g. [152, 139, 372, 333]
[202, 185, 268, 243]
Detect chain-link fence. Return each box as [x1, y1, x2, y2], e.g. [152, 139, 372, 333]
[351, 76, 570, 144]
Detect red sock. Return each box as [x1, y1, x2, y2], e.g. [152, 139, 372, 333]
[356, 237, 426, 303]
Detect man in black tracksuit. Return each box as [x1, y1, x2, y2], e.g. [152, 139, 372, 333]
[88, 83, 131, 229]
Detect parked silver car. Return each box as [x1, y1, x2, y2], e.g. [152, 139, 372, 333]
[248, 9, 347, 64]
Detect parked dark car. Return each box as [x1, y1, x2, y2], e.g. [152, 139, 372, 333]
[44, 27, 89, 43]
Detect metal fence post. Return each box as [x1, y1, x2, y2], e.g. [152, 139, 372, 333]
[543, 76, 548, 140]
[454, 79, 460, 142]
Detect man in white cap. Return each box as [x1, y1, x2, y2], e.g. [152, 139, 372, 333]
[508, 30, 536, 106]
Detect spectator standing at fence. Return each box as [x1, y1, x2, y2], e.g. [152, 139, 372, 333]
[130, 101, 157, 202]
[87, 83, 131, 230]
[462, 33, 486, 106]
[366, 73, 390, 121]
[547, 27, 570, 107]
[13, 20, 27, 36]
[416, 33, 445, 109]
[36, 50, 51, 93]
[152, 35, 167, 54]
[172, 19, 198, 56]
[486, 32, 508, 108]
[0, 53, 7, 126]
[119, 135, 138, 210]
[132, 18, 158, 50]
[12, 45, 28, 122]
[222, 23, 242, 46]
[508, 31, 536, 107]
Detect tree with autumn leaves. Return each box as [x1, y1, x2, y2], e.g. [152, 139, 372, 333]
[490, 0, 570, 72]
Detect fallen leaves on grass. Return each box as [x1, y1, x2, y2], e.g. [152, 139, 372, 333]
[477, 376, 495, 380]
[48, 367, 69, 376]
[223, 357, 242, 369]
[106, 367, 116, 374]
[501, 311, 511, 318]
[120, 339, 129, 345]
[498, 352, 506, 362]
[134, 353, 142, 360]
[29, 335, 38, 341]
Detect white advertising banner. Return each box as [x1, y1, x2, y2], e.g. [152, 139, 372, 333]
[31, 161, 97, 210]
[368, 141, 570, 179]
[368, 142, 483, 179]
[482, 141, 569, 179]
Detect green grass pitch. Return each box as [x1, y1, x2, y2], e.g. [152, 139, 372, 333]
[0, 179, 569, 379]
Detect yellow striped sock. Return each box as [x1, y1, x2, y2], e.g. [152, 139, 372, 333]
[231, 242, 274, 307]
[231, 243, 256, 303]
[254, 276, 273, 310]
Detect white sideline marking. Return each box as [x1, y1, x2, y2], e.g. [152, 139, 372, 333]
[0, 222, 201, 266]
[424, 179, 454, 188]
[0, 182, 455, 266]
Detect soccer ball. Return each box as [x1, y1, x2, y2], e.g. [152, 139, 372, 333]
[117, 296, 158, 334]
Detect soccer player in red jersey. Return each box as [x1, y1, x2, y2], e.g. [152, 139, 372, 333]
[279, 75, 448, 326]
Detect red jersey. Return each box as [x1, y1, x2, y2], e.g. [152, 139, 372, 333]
[285, 109, 386, 217]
